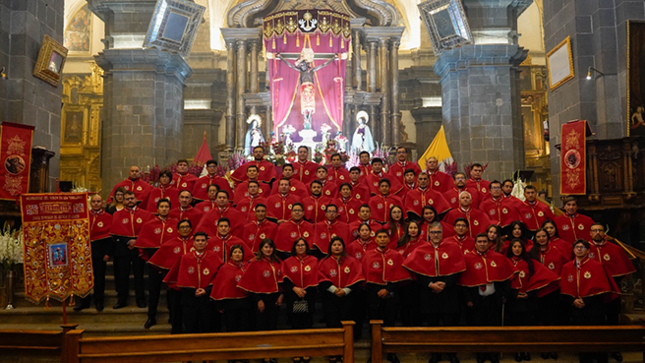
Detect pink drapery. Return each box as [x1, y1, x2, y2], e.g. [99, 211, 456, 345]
[263, 12, 350, 143]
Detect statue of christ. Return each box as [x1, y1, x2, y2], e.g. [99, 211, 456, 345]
[276, 48, 338, 130]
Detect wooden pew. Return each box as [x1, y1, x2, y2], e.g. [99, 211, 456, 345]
[370, 320, 645, 363]
[64, 321, 354, 363]
[0, 324, 77, 363]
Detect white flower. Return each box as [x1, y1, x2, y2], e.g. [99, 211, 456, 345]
[0, 222, 23, 269]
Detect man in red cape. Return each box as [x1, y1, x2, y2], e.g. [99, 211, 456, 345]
[266, 178, 302, 223]
[208, 218, 253, 262]
[293, 145, 318, 184]
[465, 163, 490, 199]
[235, 180, 268, 222]
[555, 196, 595, 243]
[233, 165, 271, 205]
[349, 205, 382, 240]
[196, 190, 246, 238]
[231, 145, 277, 184]
[275, 203, 314, 258]
[171, 159, 198, 192]
[327, 153, 350, 184]
[313, 204, 350, 256]
[168, 190, 203, 230]
[518, 185, 555, 231]
[307, 166, 338, 199]
[108, 165, 153, 203]
[336, 183, 362, 224]
[303, 180, 333, 223]
[192, 159, 234, 202]
[479, 180, 521, 228]
[194, 184, 221, 214]
[141, 170, 179, 212]
[348, 167, 371, 202]
[368, 179, 404, 224]
[357, 151, 373, 182]
[423, 157, 452, 193]
[403, 222, 465, 363]
[443, 191, 491, 238]
[240, 204, 278, 253]
[164, 231, 223, 333]
[366, 158, 403, 196]
[444, 172, 481, 209]
[443, 217, 475, 255]
[404, 172, 450, 220]
[269, 163, 308, 199]
[388, 146, 421, 185]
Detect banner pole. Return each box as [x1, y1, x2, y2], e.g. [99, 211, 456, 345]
[62, 297, 67, 325]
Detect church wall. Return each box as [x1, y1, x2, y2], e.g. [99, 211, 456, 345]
[0, 0, 65, 192]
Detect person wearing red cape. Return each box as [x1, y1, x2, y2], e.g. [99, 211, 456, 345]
[108, 165, 153, 203]
[234, 165, 272, 205]
[302, 180, 333, 223]
[194, 184, 220, 214]
[419, 205, 454, 239]
[554, 196, 595, 243]
[403, 222, 466, 363]
[423, 157, 453, 193]
[168, 190, 203, 231]
[348, 167, 371, 202]
[133, 199, 178, 329]
[560, 239, 620, 363]
[293, 146, 318, 184]
[459, 233, 514, 363]
[505, 238, 560, 362]
[368, 179, 403, 224]
[164, 231, 223, 333]
[235, 180, 268, 222]
[269, 164, 308, 199]
[443, 191, 491, 238]
[318, 236, 365, 345]
[465, 163, 491, 199]
[444, 218, 475, 255]
[148, 219, 195, 334]
[192, 159, 234, 202]
[208, 218, 253, 263]
[308, 166, 338, 199]
[347, 223, 377, 261]
[196, 190, 246, 238]
[517, 185, 554, 231]
[444, 173, 481, 209]
[404, 172, 451, 221]
[241, 204, 279, 254]
[362, 229, 409, 363]
[313, 204, 350, 257]
[275, 203, 314, 259]
[231, 145, 277, 184]
[110, 190, 154, 309]
[210, 244, 252, 332]
[266, 178, 302, 223]
[479, 180, 521, 228]
[388, 147, 421, 185]
[395, 221, 423, 259]
[171, 159, 199, 192]
[397, 169, 417, 201]
[327, 153, 350, 184]
[141, 170, 179, 213]
[336, 183, 362, 224]
[387, 206, 406, 249]
[75, 194, 112, 312]
[541, 220, 573, 259]
[357, 151, 372, 182]
[348, 205, 382, 240]
[366, 158, 403, 196]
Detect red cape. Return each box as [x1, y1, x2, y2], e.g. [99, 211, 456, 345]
[589, 240, 636, 277]
[142, 185, 180, 213]
[425, 170, 453, 193]
[517, 200, 555, 230]
[362, 248, 410, 285]
[335, 197, 362, 224]
[368, 194, 404, 223]
[275, 219, 315, 253]
[479, 197, 521, 227]
[388, 222, 405, 250]
[237, 257, 282, 294]
[231, 160, 277, 183]
[233, 181, 271, 205]
[293, 160, 318, 184]
[443, 235, 476, 255]
[560, 257, 620, 299]
[327, 166, 350, 185]
[208, 234, 253, 263]
[164, 250, 223, 289]
[302, 195, 333, 223]
[366, 171, 403, 196]
[318, 255, 364, 288]
[240, 219, 279, 253]
[266, 193, 302, 221]
[404, 188, 451, 218]
[395, 236, 425, 260]
[549, 237, 573, 259]
[196, 206, 247, 237]
[171, 172, 198, 191]
[348, 181, 371, 203]
[90, 210, 112, 241]
[509, 257, 560, 296]
[108, 178, 153, 203]
[168, 207, 203, 232]
[235, 195, 267, 221]
[135, 217, 179, 249]
[109, 207, 154, 237]
[444, 187, 481, 209]
[270, 178, 309, 199]
[466, 178, 491, 195]
[148, 236, 194, 271]
[349, 220, 382, 240]
[534, 244, 570, 275]
[458, 250, 515, 286]
[306, 180, 338, 199]
[403, 240, 466, 277]
[210, 261, 249, 300]
[388, 161, 421, 185]
[282, 255, 319, 288]
[192, 174, 233, 201]
[346, 238, 377, 261]
[555, 214, 595, 243]
[443, 207, 491, 238]
[313, 220, 350, 254]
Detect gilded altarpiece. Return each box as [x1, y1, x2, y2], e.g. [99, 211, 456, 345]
[60, 63, 103, 192]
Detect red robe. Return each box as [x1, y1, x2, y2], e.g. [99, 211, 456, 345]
[357, 164, 372, 183]
[396, 236, 425, 260]
[233, 180, 271, 206]
[362, 248, 411, 285]
[335, 197, 362, 224]
[209, 234, 253, 263]
[501, 239, 534, 255]
[282, 255, 319, 288]
[443, 207, 491, 238]
[458, 250, 515, 287]
[240, 219, 279, 253]
[442, 235, 476, 255]
[517, 200, 555, 231]
[142, 185, 180, 212]
[194, 200, 217, 214]
[388, 222, 406, 250]
[266, 193, 302, 221]
[210, 261, 249, 300]
[90, 209, 112, 241]
[388, 161, 421, 185]
[424, 170, 453, 193]
[403, 240, 466, 277]
[318, 255, 364, 288]
[444, 187, 481, 209]
[148, 236, 194, 271]
[192, 174, 234, 201]
[196, 206, 247, 238]
[307, 179, 338, 199]
[368, 193, 404, 223]
[479, 196, 521, 228]
[550, 237, 573, 259]
[560, 257, 619, 298]
[399, 183, 416, 201]
[171, 172, 198, 192]
[237, 257, 283, 294]
[313, 219, 351, 254]
[109, 178, 153, 203]
[349, 219, 382, 240]
[327, 166, 350, 185]
[302, 195, 333, 223]
[109, 207, 154, 237]
[231, 160, 277, 184]
[554, 213, 595, 243]
[466, 178, 490, 198]
[347, 238, 377, 261]
[270, 178, 308, 199]
[234, 194, 267, 221]
[509, 257, 560, 297]
[293, 160, 318, 184]
[134, 216, 179, 260]
[348, 180, 371, 203]
[164, 250, 223, 290]
[535, 244, 570, 275]
[419, 220, 455, 239]
[366, 171, 403, 196]
[588, 240, 636, 277]
[275, 219, 315, 253]
[404, 187, 451, 218]
[169, 206, 203, 231]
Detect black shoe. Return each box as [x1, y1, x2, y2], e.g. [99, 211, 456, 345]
[387, 353, 400, 363]
[611, 352, 623, 362]
[95, 302, 104, 312]
[541, 353, 550, 360]
[428, 353, 441, 363]
[136, 299, 147, 308]
[515, 353, 522, 362]
[144, 317, 157, 329]
[448, 354, 459, 363]
[113, 301, 127, 309]
[73, 303, 90, 312]
[522, 352, 530, 361]
[549, 352, 558, 360]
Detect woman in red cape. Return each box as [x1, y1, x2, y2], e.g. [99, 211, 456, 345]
[210, 244, 252, 332]
[485, 224, 504, 253]
[281, 238, 319, 363]
[346, 223, 377, 261]
[318, 236, 364, 346]
[387, 206, 406, 250]
[419, 206, 453, 239]
[395, 221, 424, 327]
[542, 220, 573, 259]
[505, 238, 560, 362]
[396, 221, 423, 259]
[500, 221, 533, 254]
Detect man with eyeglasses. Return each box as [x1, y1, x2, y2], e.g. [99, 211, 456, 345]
[241, 203, 278, 253]
[276, 203, 314, 259]
[313, 204, 349, 257]
[444, 172, 481, 210]
[403, 222, 465, 363]
[479, 180, 520, 228]
[404, 172, 450, 221]
[192, 159, 234, 202]
[443, 217, 475, 255]
[554, 196, 595, 243]
[388, 146, 421, 185]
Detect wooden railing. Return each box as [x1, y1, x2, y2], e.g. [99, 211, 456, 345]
[63, 321, 354, 363]
[0, 324, 77, 363]
[370, 320, 645, 363]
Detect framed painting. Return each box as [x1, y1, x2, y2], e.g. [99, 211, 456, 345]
[64, 5, 92, 54]
[627, 21, 645, 136]
[546, 36, 574, 91]
[143, 0, 206, 57]
[62, 107, 86, 145]
[33, 35, 68, 87]
[418, 0, 473, 55]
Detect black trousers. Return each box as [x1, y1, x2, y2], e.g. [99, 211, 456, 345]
[112, 236, 145, 303]
[366, 284, 398, 327]
[221, 297, 253, 332]
[322, 290, 355, 328]
[147, 267, 166, 318]
[80, 253, 108, 307]
[168, 288, 183, 334]
[573, 314, 608, 363]
[182, 294, 218, 334]
[255, 293, 280, 331]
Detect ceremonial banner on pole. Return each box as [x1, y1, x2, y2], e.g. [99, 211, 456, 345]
[20, 193, 93, 303]
[560, 120, 588, 195]
[0, 122, 34, 200]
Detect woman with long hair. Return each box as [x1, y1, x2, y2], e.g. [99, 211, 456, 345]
[106, 187, 126, 214]
[396, 221, 423, 259]
[211, 244, 252, 333]
[346, 223, 376, 261]
[387, 205, 406, 249]
[419, 205, 453, 239]
[486, 224, 504, 253]
[395, 221, 423, 327]
[501, 221, 533, 254]
[541, 220, 573, 259]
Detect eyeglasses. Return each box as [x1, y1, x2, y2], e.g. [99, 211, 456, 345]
[574, 246, 587, 249]
[428, 231, 442, 234]
[179, 226, 191, 229]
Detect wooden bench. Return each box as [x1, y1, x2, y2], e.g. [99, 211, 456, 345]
[0, 324, 77, 363]
[370, 320, 645, 363]
[64, 321, 354, 363]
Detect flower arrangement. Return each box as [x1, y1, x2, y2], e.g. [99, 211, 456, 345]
[344, 150, 360, 169]
[0, 222, 23, 271]
[227, 151, 247, 171]
[443, 161, 458, 177]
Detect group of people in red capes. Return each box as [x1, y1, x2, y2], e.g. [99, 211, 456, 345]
[80, 146, 635, 363]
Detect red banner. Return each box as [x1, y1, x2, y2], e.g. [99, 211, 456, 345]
[20, 193, 93, 303]
[560, 120, 588, 195]
[0, 122, 34, 200]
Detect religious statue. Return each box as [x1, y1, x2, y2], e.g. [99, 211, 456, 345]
[352, 110, 375, 153]
[321, 123, 332, 145]
[276, 49, 338, 130]
[335, 132, 348, 152]
[244, 114, 265, 156]
[282, 124, 296, 147]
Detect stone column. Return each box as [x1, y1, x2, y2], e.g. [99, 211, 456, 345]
[225, 40, 237, 150]
[390, 39, 401, 147]
[236, 40, 247, 151]
[353, 30, 362, 90]
[378, 38, 390, 147]
[367, 41, 377, 93]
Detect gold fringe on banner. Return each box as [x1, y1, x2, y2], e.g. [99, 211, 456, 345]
[296, 34, 300, 47]
[283, 33, 287, 44]
[317, 34, 320, 46]
[329, 36, 333, 47]
[44, 296, 50, 310]
[341, 38, 344, 48]
[68, 292, 75, 306]
[272, 37, 276, 49]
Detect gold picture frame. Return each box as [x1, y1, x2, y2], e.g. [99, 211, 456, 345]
[546, 36, 574, 91]
[33, 35, 69, 87]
